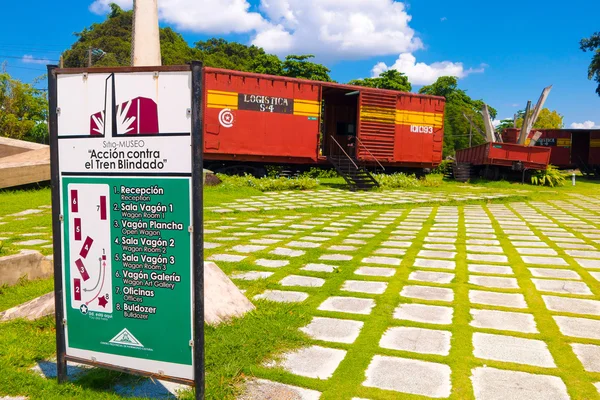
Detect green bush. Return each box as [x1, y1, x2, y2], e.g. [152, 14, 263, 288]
[432, 159, 452, 175]
[531, 165, 566, 187]
[374, 173, 441, 189]
[216, 174, 319, 191]
[301, 167, 339, 179]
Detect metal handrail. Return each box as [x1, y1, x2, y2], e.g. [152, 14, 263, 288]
[355, 136, 385, 171]
[330, 136, 359, 170]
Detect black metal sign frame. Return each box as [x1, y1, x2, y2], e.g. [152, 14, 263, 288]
[48, 62, 205, 398]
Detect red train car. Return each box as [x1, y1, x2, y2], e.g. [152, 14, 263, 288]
[202, 67, 445, 174]
[502, 128, 600, 170]
[455, 142, 551, 180]
[456, 142, 551, 169]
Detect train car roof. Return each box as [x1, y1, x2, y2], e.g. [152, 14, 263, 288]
[203, 66, 446, 102]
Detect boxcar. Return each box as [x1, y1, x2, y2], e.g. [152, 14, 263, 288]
[502, 128, 600, 170]
[455, 142, 551, 180]
[202, 67, 445, 174]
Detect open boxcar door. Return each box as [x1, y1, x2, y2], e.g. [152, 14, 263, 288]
[356, 90, 397, 164]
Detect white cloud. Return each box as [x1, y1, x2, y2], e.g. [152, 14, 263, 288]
[253, 0, 422, 59]
[371, 53, 485, 85]
[89, 0, 422, 60]
[22, 55, 51, 65]
[89, 0, 131, 14]
[570, 121, 600, 129]
[89, 0, 266, 34]
[492, 118, 511, 128]
[440, 17, 447, 22]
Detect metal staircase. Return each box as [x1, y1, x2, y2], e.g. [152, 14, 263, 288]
[328, 137, 380, 191]
[576, 155, 600, 180]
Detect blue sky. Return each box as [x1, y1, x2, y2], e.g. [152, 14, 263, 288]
[1, 0, 599, 127]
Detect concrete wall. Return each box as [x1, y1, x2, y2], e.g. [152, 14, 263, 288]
[0, 250, 53, 286]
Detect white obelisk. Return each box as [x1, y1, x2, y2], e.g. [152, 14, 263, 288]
[131, 0, 162, 66]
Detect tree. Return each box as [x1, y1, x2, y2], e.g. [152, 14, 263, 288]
[580, 31, 600, 96]
[495, 118, 515, 132]
[348, 70, 411, 92]
[61, 7, 331, 82]
[419, 76, 497, 156]
[0, 72, 48, 143]
[62, 4, 133, 67]
[281, 55, 332, 81]
[515, 108, 564, 129]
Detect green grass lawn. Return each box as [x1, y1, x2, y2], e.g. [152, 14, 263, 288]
[1, 175, 600, 399]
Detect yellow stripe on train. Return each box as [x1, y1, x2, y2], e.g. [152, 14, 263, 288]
[360, 106, 443, 127]
[207, 91, 239, 109]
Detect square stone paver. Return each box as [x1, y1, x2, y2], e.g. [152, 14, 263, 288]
[471, 367, 569, 400]
[318, 296, 376, 315]
[254, 290, 308, 303]
[470, 309, 537, 333]
[355, 267, 396, 277]
[382, 240, 411, 248]
[468, 264, 513, 275]
[542, 295, 600, 316]
[362, 256, 401, 266]
[342, 280, 388, 295]
[473, 332, 555, 367]
[270, 345, 346, 379]
[270, 247, 305, 257]
[380, 327, 451, 356]
[328, 245, 357, 252]
[467, 246, 504, 254]
[516, 247, 558, 256]
[553, 316, 600, 340]
[529, 268, 580, 280]
[408, 271, 454, 284]
[240, 379, 321, 400]
[418, 250, 457, 259]
[302, 263, 337, 273]
[468, 254, 509, 263]
[287, 241, 322, 249]
[363, 355, 451, 398]
[571, 343, 600, 372]
[300, 317, 364, 344]
[15, 239, 49, 246]
[566, 250, 600, 258]
[414, 259, 455, 270]
[400, 286, 454, 302]
[521, 256, 568, 266]
[255, 259, 290, 268]
[469, 290, 527, 309]
[374, 248, 406, 256]
[531, 279, 592, 295]
[424, 244, 456, 251]
[469, 276, 519, 289]
[280, 275, 325, 288]
[231, 245, 267, 253]
[393, 303, 453, 325]
[320, 254, 353, 261]
[575, 258, 600, 269]
[208, 254, 247, 262]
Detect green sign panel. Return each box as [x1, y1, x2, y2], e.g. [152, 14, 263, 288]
[62, 177, 192, 367]
[54, 68, 198, 382]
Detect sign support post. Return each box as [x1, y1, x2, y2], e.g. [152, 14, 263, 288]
[191, 61, 205, 400]
[48, 64, 69, 384]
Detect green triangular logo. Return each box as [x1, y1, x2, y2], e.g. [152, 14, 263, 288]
[109, 328, 144, 347]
